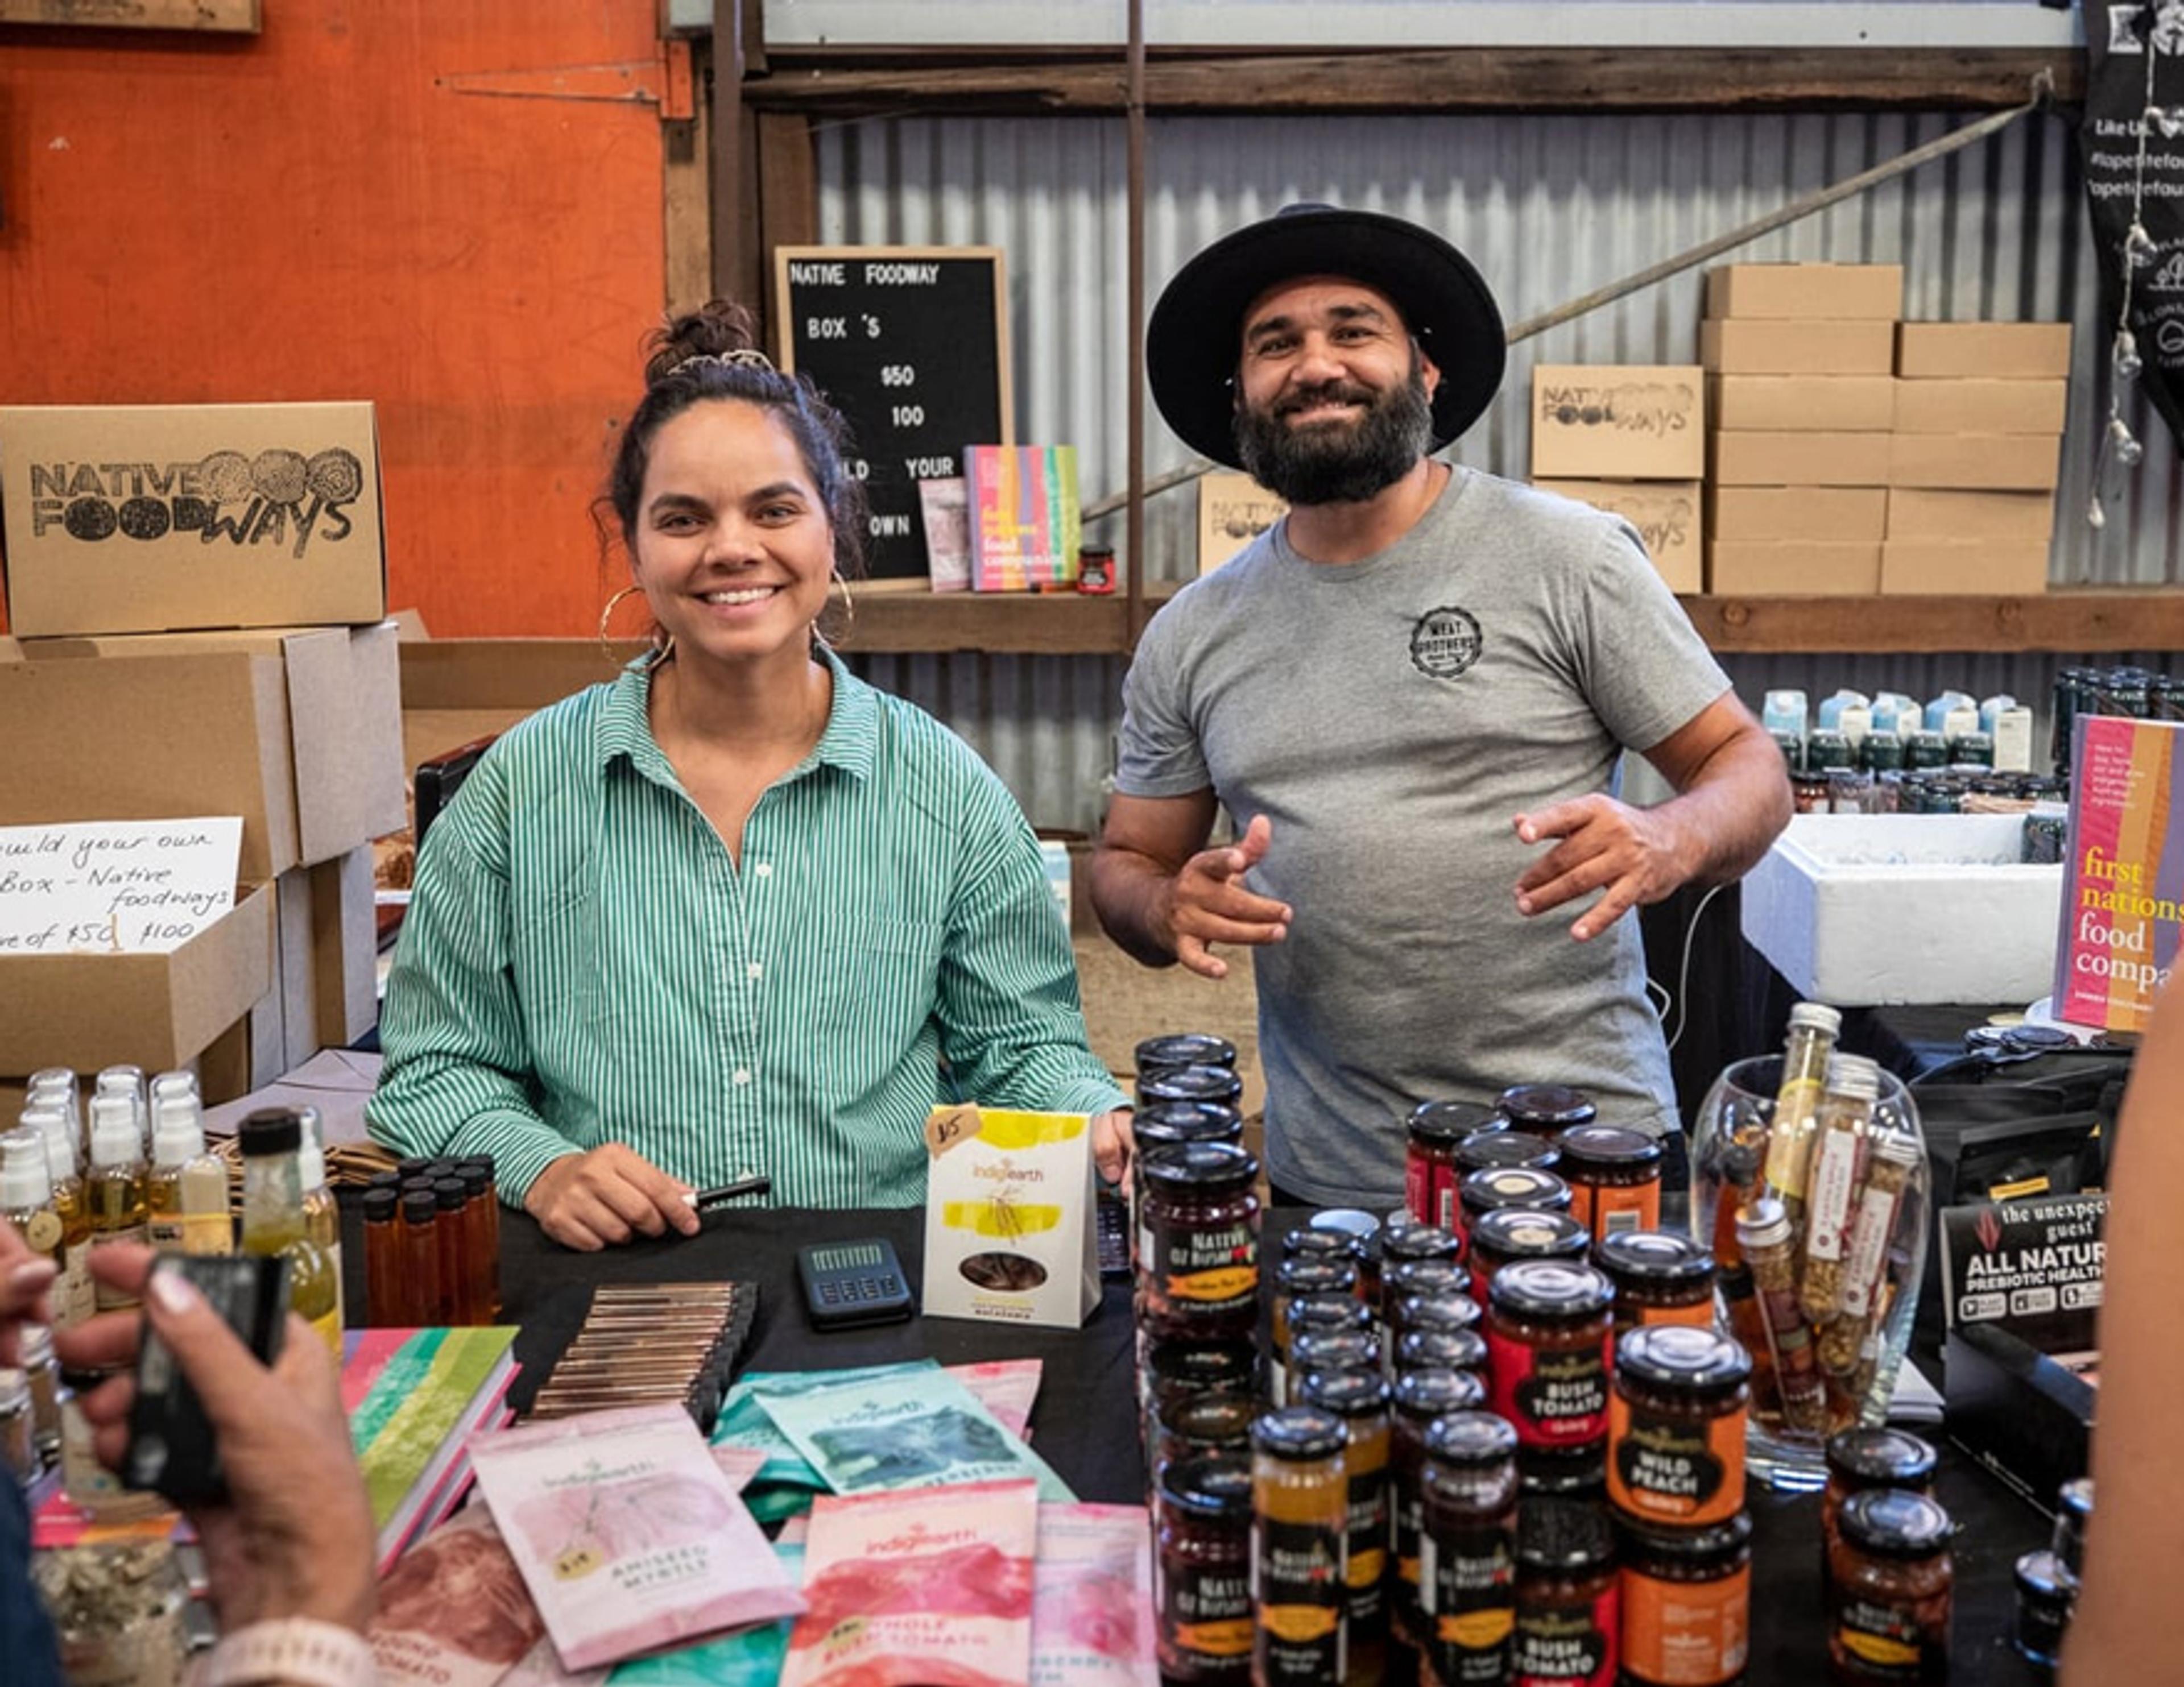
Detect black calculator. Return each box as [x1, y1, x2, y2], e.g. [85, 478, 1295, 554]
[797, 1237, 917, 1330]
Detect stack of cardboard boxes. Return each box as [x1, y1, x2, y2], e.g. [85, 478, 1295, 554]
[1529, 363, 1706, 592]
[0, 403, 407, 1104]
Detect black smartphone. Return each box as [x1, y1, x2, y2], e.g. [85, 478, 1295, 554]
[123, 1254, 291, 1506]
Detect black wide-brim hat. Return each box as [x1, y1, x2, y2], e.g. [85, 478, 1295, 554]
[1147, 202, 1507, 471]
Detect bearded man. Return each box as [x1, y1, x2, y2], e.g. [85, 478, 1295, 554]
[1089, 204, 1791, 1209]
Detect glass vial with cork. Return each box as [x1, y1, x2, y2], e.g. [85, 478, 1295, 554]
[1764, 1002, 1843, 1222]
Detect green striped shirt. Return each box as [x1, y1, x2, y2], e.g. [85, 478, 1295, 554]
[366, 650, 1127, 1208]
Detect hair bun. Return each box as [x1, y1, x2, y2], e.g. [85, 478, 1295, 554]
[644, 300, 763, 386]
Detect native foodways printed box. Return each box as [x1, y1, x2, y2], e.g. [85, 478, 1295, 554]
[2054, 715, 2184, 1033]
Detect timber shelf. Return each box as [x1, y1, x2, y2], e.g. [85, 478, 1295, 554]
[1681, 590, 2184, 654]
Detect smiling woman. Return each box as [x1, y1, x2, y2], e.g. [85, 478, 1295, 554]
[366, 304, 1134, 1247]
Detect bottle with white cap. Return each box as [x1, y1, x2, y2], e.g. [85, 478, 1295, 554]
[19, 1105, 93, 1328]
[94, 1066, 148, 1157]
[297, 1108, 345, 1332]
[27, 1072, 83, 1166]
[1, 1128, 62, 1272]
[86, 1092, 148, 1311]
[146, 1091, 232, 1258]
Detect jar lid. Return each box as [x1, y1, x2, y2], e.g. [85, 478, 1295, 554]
[1516, 1496, 1615, 1572]
[1407, 1099, 1503, 1146]
[1300, 1369, 1392, 1419]
[1287, 1295, 1372, 1338]
[1310, 1209, 1380, 1244]
[1161, 1389, 1259, 1443]
[1289, 1329, 1382, 1377]
[1520, 1444, 1606, 1499]
[1135, 1033, 1238, 1074]
[1470, 1209, 1591, 1265]
[1614, 1510, 1754, 1564]
[1395, 1328, 1488, 1376]
[1138, 1065, 1245, 1107]
[1459, 1166, 1573, 1216]
[1595, 1230, 1715, 1288]
[2056, 1477, 2094, 1526]
[1455, 1129, 1561, 1174]
[1615, 1324, 1752, 1392]
[1252, 1406, 1347, 1462]
[1394, 1367, 1487, 1420]
[1557, 1125, 1662, 1170]
[1395, 1292, 1483, 1337]
[1825, 1427, 1938, 1489]
[1385, 1259, 1470, 1301]
[362, 1188, 398, 1220]
[1788, 1001, 1843, 1036]
[1140, 1141, 1259, 1195]
[1135, 1101, 1244, 1147]
[1381, 1224, 1462, 1266]
[1281, 1229, 1356, 1265]
[1487, 1258, 1614, 1320]
[1275, 1257, 1358, 1299]
[1423, 1409, 1519, 1467]
[237, 1107, 303, 1157]
[1145, 1340, 1256, 1393]
[1735, 1195, 1793, 1253]
[1497, 1084, 1597, 1130]
[2013, 1548, 2080, 1603]
[1838, 1489, 1954, 1558]
[1157, 1452, 1254, 1519]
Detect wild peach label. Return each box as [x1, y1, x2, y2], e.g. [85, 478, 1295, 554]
[1607, 1394, 1745, 1525]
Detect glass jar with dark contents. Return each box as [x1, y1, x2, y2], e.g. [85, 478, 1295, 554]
[1287, 1329, 1381, 1404]
[1138, 1142, 1260, 1345]
[1467, 1208, 1591, 1308]
[1383, 1258, 1470, 1333]
[1519, 1444, 1607, 1503]
[1251, 1407, 1350, 1687]
[2051, 1477, 2092, 1581]
[1391, 1291, 1483, 1360]
[1616, 1511, 1752, 1687]
[1136, 1101, 1245, 1153]
[1498, 1084, 1598, 1145]
[1418, 1410, 1520, 1687]
[1514, 1497, 1619, 1687]
[1408, 1100, 1504, 1231]
[1140, 1338, 1256, 1452]
[1829, 1489, 1953, 1685]
[1279, 1296, 1374, 1407]
[1390, 1369, 1488, 1642]
[1300, 1369, 1393, 1686]
[1395, 1325, 1488, 1379]
[1139, 1064, 1246, 1112]
[1457, 1129, 1562, 1176]
[1459, 1167, 1574, 1264]
[1380, 1229, 1462, 1328]
[1153, 1388, 1258, 1475]
[1273, 1255, 1360, 1345]
[1156, 1452, 1254, 1684]
[1823, 1428, 1937, 1589]
[1557, 1125, 1664, 1242]
[2012, 1548, 2077, 1669]
[1596, 1230, 1717, 1331]
[1607, 1324, 1751, 1527]
[1486, 1259, 1616, 1452]
[1281, 1228, 1355, 1268]
[1136, 1033, 1239, 1085]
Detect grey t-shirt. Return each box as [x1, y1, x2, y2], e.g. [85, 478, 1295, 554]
[1116, 467, 1731, 1207]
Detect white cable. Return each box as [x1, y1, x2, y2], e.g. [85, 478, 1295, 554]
[1663, 882, 1730, 1055]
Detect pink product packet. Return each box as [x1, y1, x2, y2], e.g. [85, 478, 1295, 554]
[949, 1358, 1043, 1443]
[711, 1445, 766, 1491]
[371, 1507, 546, 1687]
[1032, 1504, 1157, 1687]
[780, 1479, 1040, 1687]
[469, 1404, 805, 1672]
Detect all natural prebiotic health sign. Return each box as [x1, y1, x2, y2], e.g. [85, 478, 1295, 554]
[2055, 715, 2184, 1033]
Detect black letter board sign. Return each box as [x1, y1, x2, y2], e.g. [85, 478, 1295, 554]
[775, 246, 1013, 581]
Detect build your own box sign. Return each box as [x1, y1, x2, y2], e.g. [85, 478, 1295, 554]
[0, 403, 386, 637]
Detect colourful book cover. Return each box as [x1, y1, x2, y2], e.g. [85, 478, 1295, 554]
[346, 1327, 521, 1571]
[780, 1479, 1039, 1687]
[2054, 714, 2184, 1031]
[967, 445, 1081, 592]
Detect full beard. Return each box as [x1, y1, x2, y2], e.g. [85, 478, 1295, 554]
[1232, 370, 1435, 505]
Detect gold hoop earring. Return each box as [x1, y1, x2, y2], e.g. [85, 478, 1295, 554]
[598, 585, 664, 666]
[830, 568, 856, 640]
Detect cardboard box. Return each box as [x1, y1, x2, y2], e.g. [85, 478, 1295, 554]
[1896, 322, 2074, 380]
[1700, 319, 1896, 376]
[1887, 488, 2056, 543]
[1889, 433, 2061, 492]
[0, 403, 386, 637]
[1706, 541, 1881, 595]
[0, 654, 300, 881]
[1707, 375, 1895, 433]
[1528, 364, 1705, 480]
[0, 881, 275, 1072]
[198, 985, 287, 1104]
[1703, 263, 1904, 321]
[1531, 479, 1702, 593]
[1709, 487, 1888, 544]
[1741, 814, 2062, 1004]
[1893, 378, 2069, 435]
[1709, 431, 1891, 487]
[1197, 472, 1286, 574]
[311, 845, 379, 1050]
[1880, 541, 2050, 596]
[20, 624, 406, 867]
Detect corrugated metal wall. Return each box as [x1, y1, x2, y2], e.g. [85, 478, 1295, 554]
[824, 111, 2182, 831]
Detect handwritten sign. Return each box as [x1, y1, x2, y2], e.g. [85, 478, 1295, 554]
[0, 818, 243, 955]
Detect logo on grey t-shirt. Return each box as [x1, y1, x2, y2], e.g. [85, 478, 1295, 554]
[1409, 605, 1483, 680]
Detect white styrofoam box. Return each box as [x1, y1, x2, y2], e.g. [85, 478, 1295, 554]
[1741, 814, 2063, 1006]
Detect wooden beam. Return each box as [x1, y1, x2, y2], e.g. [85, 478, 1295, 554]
[709, 0, 744, 303]
[663, 53, 712, 316]
[1683, 591, 2184, 655]
[0, 0, 258, 30]
[743, 46, 2079, 117]
[752, 111, 819, 345]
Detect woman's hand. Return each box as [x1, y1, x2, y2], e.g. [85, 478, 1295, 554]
[55, 1245, 378, 1636]
[0, 1220, 55, 1367]
[524, 1143, 700, 1251]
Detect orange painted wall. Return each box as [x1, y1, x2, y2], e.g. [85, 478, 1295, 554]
[0, 2, 668, 636]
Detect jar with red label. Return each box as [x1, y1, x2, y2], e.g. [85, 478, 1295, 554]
[1828, 1489, 1953, 1684]
[1467, 1208, 1591, 1308]
[1558, 1125, 1664, 1242]
[1408, 1100, 1502, 1230]
[1486, 1260, 1616, 1451]
[1514, 1497, 1619, 1687]
[1396, 1325, 1488, 1379]
[1155, 1451, 1254, 1684]
[1607, 1325, 1751, 1527]
[1418, 1410, 1520, 1687]
[1391, 1369, 1488, 1644]
[1498, 1084, 1598, 1145]
[1596, 1231, 1718, 1332]
[1138, 1143, 1260, 1344]
[1459, 1167, 1574, 1263]
[1615, 1511, 1752, 1687]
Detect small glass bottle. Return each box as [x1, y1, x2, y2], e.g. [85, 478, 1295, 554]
[1300, 1370, 1392, 1687]
[2051, 1478, 2092, 1581]
[1, 1128, 64, 1274]
[1800, 1056, 1881, 1321]
[20, 1106, 93, 1329]
[1763, 1000, 1843, 1218]
[1417, 1410, 1519, 1687]
[297, 1109, 346, 1332]
[398, 1191, 444, 1326]
[1514, 1498, 1619, 1687]
[361, 1188, 400, 1328]
[1155, 1452, 1254, 1685]
[1737, 1196, 1828, 1435]
[1595, 1230, 1717, 1331]
[1138, 1143, 1261, 1345]
[433, 1176, 470, 1327]
[85, 1093, 147, 1312]
[2012, 1549, 2078, 1670]
[458, 1161, 498, 1322]
[1407, 1100, 1503, 1231]
[1486, 1260, 1616, 1453]
[94, 1066, 147, 1151]
[1250, 1407, 1350, 1687]
[237, 1109, 341, 1358]
[1607, 1324, 1752, 1527]
[1497, 1085, 1597, 1145]
[1829, 1490, 1953, 1684]
[1389, 1369, 1487, 1644]
[144, 1092, 231, 1257]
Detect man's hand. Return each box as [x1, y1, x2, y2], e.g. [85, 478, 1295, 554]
[524, 1144, 699, 1251]
[1512, 796, 1691, 942]
[1156, 815, 1292, 980]
[59, 1245, 377, 1636]
[1091, 1108, 1136, 1194]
